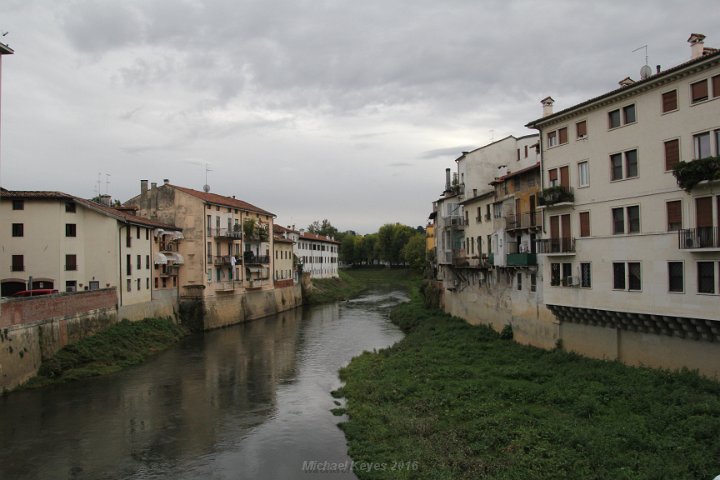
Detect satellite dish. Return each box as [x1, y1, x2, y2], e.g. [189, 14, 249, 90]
[203, 184, 210, 193]
[640, 64, 652, 80]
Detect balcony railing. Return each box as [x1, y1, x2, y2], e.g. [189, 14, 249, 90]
[678, 227, 720, 249]
[244, 252, 270, 265]
[209, 228, 243, 239]
[444, 215, 466, 229]
[536, 238, 576, 254]
[213, 255, 236, 266]
[452, 249, 467, 266]
[538, 186, 574, 207]
[506, 253, 537, 266]
[506, 211, 541, 230]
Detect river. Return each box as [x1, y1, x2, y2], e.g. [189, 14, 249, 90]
[0, 289, 407, 480]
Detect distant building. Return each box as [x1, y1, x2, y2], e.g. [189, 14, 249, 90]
[296, 232, 340, 279]
[0, 190, 181, 319]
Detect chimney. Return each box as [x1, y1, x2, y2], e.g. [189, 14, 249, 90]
[656, 65, 661, 74]
[151, 182, 157, 190]
[163, 178, 170, 185]
[99, 194, 112, 206]
[619, 77, 635, 87]
[140, 179, 148, 196]
[689, 33, 706, 59]
[473, 188, 477, 197]
[445, 168, 451, 192]
[541, 96, 555, 117]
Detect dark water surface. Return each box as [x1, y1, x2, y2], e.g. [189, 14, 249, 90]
[0, 290, 407, 480]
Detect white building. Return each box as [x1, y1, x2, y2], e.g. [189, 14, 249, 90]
[296, 232, 340, 279]
[525, 33, 720, 375]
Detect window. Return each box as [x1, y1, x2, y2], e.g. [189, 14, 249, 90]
[136, 255, 141, 270]
[517, 273, 522, 291]
[146, 255, 150, 269]
[12, 199, 24, 210]
[546, 127, 568, 147]
[516, 148, 520, 161]
[612, 208, 625, 234]
[578, 161, 589, 187]
[12, 223, 23, 237]
[613, 262, 641, 291]
[609, 109, 621, 128]
[530, 273, 537, 292]
[580, 263, 591, 288]
[524, 145, 528, 158]
[65, 254, 77, 271]
[66, 281, 77, 293]
[89, 281, 99, 291]
[579, 211, 590, 237]
[714, 75, 720, 98]
[547, 166, 569, 188]
[126, 227, 131, 248]
[558, 127, 568, 144]
[11, 255, 24, 272]
[576, 120, 587, 138]
[662, 90, 678, 113]
[664, 139, 680, 170]
[627, 206, 640, 233]
[691, 79, 709, 103]
[155, 277, 159, 289]
[693, 132, 711, 159]
[550, 263, 561, 286]
[127, 279, 132, 292]
[207, 215, 212, 235]
[137, 278, 141, 291]
[623, 104, 636, 124]
[562, 263, 572, 286]
[547, 131, 557, 147]
[65, 201, 76, 213]
[65, 223, 77, 237]
[697, 262, 715, 294]
[145, 229, 149, 240]
[666, 201, 682, 231]
[668, 262, 684, 293]
[610, 149, 638, 180]
[126, 254, 132, 275]
[146, 278, 150, 290]
[612, 206, 640, 234]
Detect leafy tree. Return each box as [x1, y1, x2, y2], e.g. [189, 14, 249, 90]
[307, 219, 339, 238]
[401, 233, 427, 271]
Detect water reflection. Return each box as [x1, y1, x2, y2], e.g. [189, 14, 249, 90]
[0, 290, 406, 480]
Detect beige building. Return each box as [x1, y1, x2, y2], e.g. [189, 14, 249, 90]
[273, 236, 296, 286]
[0, 191, 181, 318]
[126, 180, 275, 297]
[526, 34, 720, 375]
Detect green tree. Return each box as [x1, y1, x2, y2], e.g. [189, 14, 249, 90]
[307, 219, 339, 238]
[401, 233, 426, 271]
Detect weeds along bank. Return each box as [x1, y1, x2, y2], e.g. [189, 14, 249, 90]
[303, 268, 420, 305]
[333, 286, 720, 480]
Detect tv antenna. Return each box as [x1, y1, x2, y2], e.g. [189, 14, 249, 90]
[203, 163, 212, 193]
[633, 44, 652, 80]
[105, 173, 111, 195]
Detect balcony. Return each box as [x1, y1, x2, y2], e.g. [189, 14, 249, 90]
[214, 281, 238, 292]
[506, 211, 541, 231]
[678, 227, 720, 250]
[538, 186, 574, 207]
[244, 252, 270, 265]
[506, 253, 537, 266]
[444, 215, 466, 229]
[209, 227, 243, 240]
[536, 238, 576, 255]
[213, 255, 237, 266]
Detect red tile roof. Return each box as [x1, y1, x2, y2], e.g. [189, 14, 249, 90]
[274, 224, 298, 235]
[490, 162, 540, 184]
[299, 232, 341, 244]
[273, 236, 295, 244]
[170, 185, 274, 217]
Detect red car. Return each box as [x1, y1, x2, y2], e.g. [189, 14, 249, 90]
[12, 289, 59, 297]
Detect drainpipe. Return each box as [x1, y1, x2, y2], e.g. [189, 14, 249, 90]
[118, 223, 123, 308]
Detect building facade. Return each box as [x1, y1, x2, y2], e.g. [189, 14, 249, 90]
[296, 232, 340, 279]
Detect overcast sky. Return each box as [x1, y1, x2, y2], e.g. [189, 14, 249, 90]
[0, 1, 718, 233]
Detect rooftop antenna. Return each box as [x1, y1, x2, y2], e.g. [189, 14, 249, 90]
[203, 163, 212, 193]
[96, 172, 102, 196]
[105, 173, 111, 195]
[633, 44, 652, 80]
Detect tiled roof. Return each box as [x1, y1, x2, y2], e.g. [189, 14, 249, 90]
[526, 49, 720, 128]
[490, 162, 540, 184]
[300, 232, 341, 244]
[171, 185, 274, 217]
[1, 190, 179, 230]
[273, 236, 295, 244]
[273, 224, 298, 235]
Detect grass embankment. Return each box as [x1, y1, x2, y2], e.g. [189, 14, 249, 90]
[25, 318, 188, 389]
[304, 267, 420, 304]
[334, 287, 720, 480]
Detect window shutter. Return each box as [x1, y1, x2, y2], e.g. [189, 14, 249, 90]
[666, 201, 681, 231]
[548, 168, 558, 183]
[558, 127, 568, 144]
[664, 139, 679, 170]
[550, 216, 559, 240]
[561, 214, 571, 238]
[713, 75, 720, 98]
[696, 197, 713, 228]
[691, 80, 708, 102]
[576, 121, 587, 138]
[662, 91, 677, 112]
[559, 166, 569, 188]
[579, 212, 590, 237]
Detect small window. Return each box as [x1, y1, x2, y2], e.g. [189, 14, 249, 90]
[127, 279, 132, 292]
[580, 263, 591, 288]
[713, 75, 720, 98]
[628, 262, 642, 291]
[610, 149, 638, 180]
[664, 139, 680, 170]
[697, 261, 715, 294]
[576, 120, 587, 138]
[627, 206, 640, 233]
[558, 127, 568, 144]
[662, 90, 678, 113]
[614, 263, 626, 289]
[612, 208, 625, 234]
[609, 109, 621, 129]
[12, 199, 24, 210]
[547, 131, 557, 147]
[691, 79, 709, 103]
[693, 132, 711, 159]
[517, 273, 522, 291]
[610, 154, 623, 181]
[65, 223, 77, 237]
[625, 150, 638, 178]
[579, 212, 590, 237]
[65, 254, 77, 271]
[65, 201, 76, 213]
[668, 262, 684, 293]
[137, 278, 141, 291]
[530, 273, 537, 292]
[578, 161, 589, 187]
[126, 254, 132, 275]
[146, 255, 150, 269]
[11, 255, 24, 272]
[12, 223, 23, 237]
[666, 201, 682, 231]
[614, 262, 641, 291]
[137, 255, 141, 270]
[146, 278, 150, 289]
[66, 281, 77, 293]
[551, 263, 561, 286]
[136, 226, 141, 239]
[623, 104, 636, 124]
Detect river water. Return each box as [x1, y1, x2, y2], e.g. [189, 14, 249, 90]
[0, 290, 407, 480]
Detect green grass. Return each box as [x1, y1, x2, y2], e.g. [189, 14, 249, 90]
[304, 267, 420, 304]
[334, 286, 720, 479]
[24, 317, 188, 388]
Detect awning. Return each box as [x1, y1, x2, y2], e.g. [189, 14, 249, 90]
[164, 252, 184, 264]
[154, 252, 168, 265]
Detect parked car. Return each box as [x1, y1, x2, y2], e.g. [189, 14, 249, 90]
[12, 289, 59, 297]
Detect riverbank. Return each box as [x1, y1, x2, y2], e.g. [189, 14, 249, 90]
[334, 287, 720, 479]
[22, 317, 188, 389]
[304, 267, 420, 305]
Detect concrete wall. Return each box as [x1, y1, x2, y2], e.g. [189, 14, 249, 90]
[182, 284, 303, 331]
[118, 288, 177, 321]
[0, 289, 118, 392]
[561, 322, 720, 378]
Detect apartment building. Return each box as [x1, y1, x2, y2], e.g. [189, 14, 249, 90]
[296, 232, 340, 279]
[0, 190, 181, 318]
[526, 34, 720, 373]
[126, 179, 275, 296]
